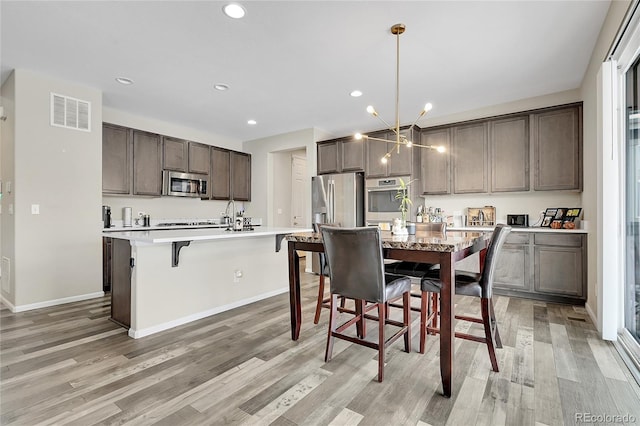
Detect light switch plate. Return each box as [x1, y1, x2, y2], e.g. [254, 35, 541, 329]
[31, 204, 40, 215]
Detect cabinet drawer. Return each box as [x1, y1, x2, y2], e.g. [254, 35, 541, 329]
[534, 234, 582, 247]
[505, 233, 530, 245]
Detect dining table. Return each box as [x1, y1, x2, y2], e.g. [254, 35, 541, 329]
[285, 228, 491, 397]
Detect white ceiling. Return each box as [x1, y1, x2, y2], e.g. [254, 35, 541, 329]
[1, 1, 612, 142]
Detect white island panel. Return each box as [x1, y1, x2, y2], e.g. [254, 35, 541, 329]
[112, 227, 309, 338]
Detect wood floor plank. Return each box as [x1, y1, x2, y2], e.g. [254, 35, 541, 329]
[549, 323, 579, 382]
[587, 337, 628, 381]
[533, 341, 564, 426]
[1, 272, 638, 426]
[327, 407, 364, 425]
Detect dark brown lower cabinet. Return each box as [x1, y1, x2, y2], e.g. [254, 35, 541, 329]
[493, 231, 587, 305]
[102, 237, 112, 292]
[110, 238, 131, 328]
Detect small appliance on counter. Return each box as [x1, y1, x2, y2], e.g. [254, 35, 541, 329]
[507, 214, 529, 227]
[102, 205, 111, 228]
[123, 207, 132, 227]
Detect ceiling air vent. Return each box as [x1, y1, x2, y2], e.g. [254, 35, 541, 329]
[50, 92, 91, 132]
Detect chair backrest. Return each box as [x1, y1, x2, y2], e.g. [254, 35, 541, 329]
[314, 223, 341, 276]
[415, 222, 447, 233]
[321, 226, 387, 303]
[480, 224, 512, 298]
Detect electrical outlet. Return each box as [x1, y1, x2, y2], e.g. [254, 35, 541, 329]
[233, 269, 243, 283]
[31, 204, 40, 215]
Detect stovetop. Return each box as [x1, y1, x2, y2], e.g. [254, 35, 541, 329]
[157, 221, 220, 227]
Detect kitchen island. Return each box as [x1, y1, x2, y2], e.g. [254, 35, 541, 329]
[105, 226, 309, 338]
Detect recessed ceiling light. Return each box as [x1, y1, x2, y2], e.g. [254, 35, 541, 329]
[214, 83, 230, 91]
[350, 90, 363, 97]
[115, 77, 134, 85]
[247, 119, 257, 125]
[223, 3, 246, 19]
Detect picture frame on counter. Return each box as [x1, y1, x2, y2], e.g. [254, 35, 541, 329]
[541, 207, 581, 229]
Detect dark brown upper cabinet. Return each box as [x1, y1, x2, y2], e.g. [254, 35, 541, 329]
[317, 138, 364, 175]
[188, 142, 211, 175]
[452, 122, 488, 194]
[532, 105, 582, 191]
[132, 130, 162, 196]
[365, 129, 415, 178]
[489, 115, 530, 192]
[210, 147, 231, 200]
[231, 151, 251, 201]
[162, 136, 188, 172]
[102, 123, 131, 195]
[420, 128, 451, 195]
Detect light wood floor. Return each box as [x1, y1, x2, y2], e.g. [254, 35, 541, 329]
[1, 269, 640, 426]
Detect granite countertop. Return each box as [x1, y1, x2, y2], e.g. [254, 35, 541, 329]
[104, 227, 311, 244]
[286, 230, 489, 253]
[447, 226, 588, 234]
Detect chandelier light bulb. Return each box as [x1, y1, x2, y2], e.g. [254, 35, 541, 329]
[354, 133, 363, 140]
[366, 105, 377, 116]
[437, 145, 446, 153]
[381, 156, 388, 164]
[406, 140, 413, 147]
[424, 103, 433, 113]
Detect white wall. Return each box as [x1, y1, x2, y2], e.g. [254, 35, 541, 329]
[243, 128, 331, 227]
[1, 69, 103, 309]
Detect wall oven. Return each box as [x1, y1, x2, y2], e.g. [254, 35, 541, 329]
[162, 171, 208, 198]
[365, 176, 410, 225]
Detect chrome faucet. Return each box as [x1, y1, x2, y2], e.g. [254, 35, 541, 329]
[224, 199, 236, 228]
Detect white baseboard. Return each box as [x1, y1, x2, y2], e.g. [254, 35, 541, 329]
[585, 302, 599, 333]
[128, 286, 289, 339]
[7, 291, 105, 313]
[0, 294, 16, 312]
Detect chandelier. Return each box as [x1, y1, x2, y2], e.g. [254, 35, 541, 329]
[354, 23, 445, 164]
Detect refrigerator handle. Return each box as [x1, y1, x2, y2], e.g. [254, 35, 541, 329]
[328, 180, 334, 223]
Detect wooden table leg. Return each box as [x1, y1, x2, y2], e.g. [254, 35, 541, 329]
[288, 241, 302, 340]
[439, 253, 455, 397]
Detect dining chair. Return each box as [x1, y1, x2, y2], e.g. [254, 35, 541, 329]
[385, 221, 447, 277]
[385, 222, 447, 317]
[321, 226, 412, 382]
[418, 224, 511, 368]
[312, 222, 344, 324]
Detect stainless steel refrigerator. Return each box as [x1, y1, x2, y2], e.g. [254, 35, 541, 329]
[311, 172, 364, 273]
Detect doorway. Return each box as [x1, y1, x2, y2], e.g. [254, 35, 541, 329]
[291, 155, 307, 228]
[623, 55, 640, 374]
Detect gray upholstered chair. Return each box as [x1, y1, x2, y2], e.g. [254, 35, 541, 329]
[321, 226, 412, 382]
[312, 222, 343, 324]
[419, 224, 512, 368]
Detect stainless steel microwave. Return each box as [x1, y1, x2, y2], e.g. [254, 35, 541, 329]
[162, 171, 208, 198]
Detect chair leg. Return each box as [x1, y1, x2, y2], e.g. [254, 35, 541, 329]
[431, 292, 439, 333]
[490, 298, 503, 348]
[481, 298, 499, 372]
[403, 292, 411, 353]
[314, 274, 325, 324]
[377, 302, 386, 382]
[325, 294, 338, 363]
[419, 290, 428, 354]
[355, 299, 366, 339]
